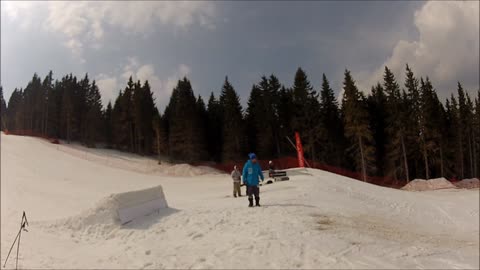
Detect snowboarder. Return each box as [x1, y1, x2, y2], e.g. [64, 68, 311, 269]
[231, 165, 242, 197]
[242, 153, 264, 207]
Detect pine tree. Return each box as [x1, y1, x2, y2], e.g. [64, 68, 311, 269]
[457, 83, 475, 178]
[207, 93, 223, 161]
[162, 84, 178, 156]
[132, 80, 143, 153]
[104, 102, 113, 148]
[404, 64, 421, 179]
[141, 80, 157, 155]
[44, 80, 60, 138]
[383, 66, 410, 182]
[131, 80, 156, 154]
[122, 77, 135, 151]
[219, 77, 245, 161]
[319, 74, 343, 166]
[42, 71, 54, 136]
[85, 80, 103, 147]
[431, 91, 448, 178]
[195, 95, 208, 160]
[444, 99, 456, 178]
[0, 85, 7, 131]
[152, 107, 166, 163]
[291, 68, 321, 162]
[60, 75, 76, 143]
[465, 91, 475, 178]
[75, 74, 90, 143]
[246, 85, 262, 154]
[167, 77, 205, 161]
[265, 75, 282, 157]
[367, 83, 387, 176]
[112, 90, 127, 150]
[255, 76, 277, 158]
[473, 90, 480, 177]
[6, 88, 23, 131]
[342, 70, 375, 181]
[418, 77, 443, 179]
[277, 86, 295, 156]
[21, 73, 43, 133]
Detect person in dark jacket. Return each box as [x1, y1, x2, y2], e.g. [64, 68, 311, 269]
[242, 153, 264, 207]
[268, 160, 275, 177]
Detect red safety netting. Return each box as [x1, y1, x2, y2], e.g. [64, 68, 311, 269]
[194, 156, 403, 189]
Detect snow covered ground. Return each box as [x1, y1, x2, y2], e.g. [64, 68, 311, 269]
[1, 133, 479, 269]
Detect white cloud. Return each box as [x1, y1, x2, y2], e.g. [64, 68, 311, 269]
[162, 64, 191, 98]
[96, 75, 118, 107]
[65, 39, 86, 63]
[95, 58, 191, 110]
[1, 1, 44, 30]
[355, 1, 479, 98]
[3, 1, 217, 61]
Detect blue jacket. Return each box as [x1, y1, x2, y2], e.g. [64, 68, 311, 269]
[242, 160, 264, 186]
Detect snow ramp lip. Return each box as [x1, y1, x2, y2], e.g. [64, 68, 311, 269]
[47, 185, 170, 232]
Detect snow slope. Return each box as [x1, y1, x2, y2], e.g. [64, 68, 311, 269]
[1, 134, 479, 269]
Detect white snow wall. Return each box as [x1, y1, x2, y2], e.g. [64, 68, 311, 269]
[115, 185, 168, 224]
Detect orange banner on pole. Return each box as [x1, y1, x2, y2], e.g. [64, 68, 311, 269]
[295, 131, 305, 168]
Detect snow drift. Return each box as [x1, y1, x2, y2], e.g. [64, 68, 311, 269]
[55, 141, 222, 176]
[401, 178, 457, 191]
[455, 178, 480, 189]
[52, 185, 168, 230]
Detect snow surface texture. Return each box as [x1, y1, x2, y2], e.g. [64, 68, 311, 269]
[455, 178, 480, 189]
[401, 178, 458, 191]
[53, 140, 221, 177]
[1, 134, 479, 269]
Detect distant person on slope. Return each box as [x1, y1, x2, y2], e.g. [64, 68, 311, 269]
[268, 160, 275, 177]
[242, 153, 264, 207]
[231, 165, 242, 198]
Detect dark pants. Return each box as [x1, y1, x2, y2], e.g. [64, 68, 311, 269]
[246, 186, 259, 199]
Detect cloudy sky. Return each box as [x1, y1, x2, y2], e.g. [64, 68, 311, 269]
[1, 1, 478, 111]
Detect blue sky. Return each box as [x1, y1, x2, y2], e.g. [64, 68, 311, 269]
[1, 1, 478, 111]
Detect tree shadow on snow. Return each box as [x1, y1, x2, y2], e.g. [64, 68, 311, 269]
[121, 207, 180, 230]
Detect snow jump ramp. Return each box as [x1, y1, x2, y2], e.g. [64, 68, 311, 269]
[114, 185, 168, 224]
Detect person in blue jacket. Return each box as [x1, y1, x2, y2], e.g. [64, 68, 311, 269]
[242, 153, 264, 207]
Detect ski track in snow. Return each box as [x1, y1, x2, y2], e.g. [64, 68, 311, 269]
[1, 134, 479, 269]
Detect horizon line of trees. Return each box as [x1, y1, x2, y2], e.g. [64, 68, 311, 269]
[0, 64, 478, 182]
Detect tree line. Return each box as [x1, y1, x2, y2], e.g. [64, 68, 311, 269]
[0, 65, 478, 182]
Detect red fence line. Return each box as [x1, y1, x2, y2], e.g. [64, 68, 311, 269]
[194, 156, 403, 189]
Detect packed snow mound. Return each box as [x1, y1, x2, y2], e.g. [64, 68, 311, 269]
[455, 178, 480, 189]
[155, 163, 221, 177]
[401, 178, 457, 191]
[54, 142, 222, 176]
[49, 185, 168, 232]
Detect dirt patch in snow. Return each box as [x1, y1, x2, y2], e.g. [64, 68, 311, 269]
[312, 213, 476, 248]
[401, 178, 457, 191]
[454, 178, 480, 189]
